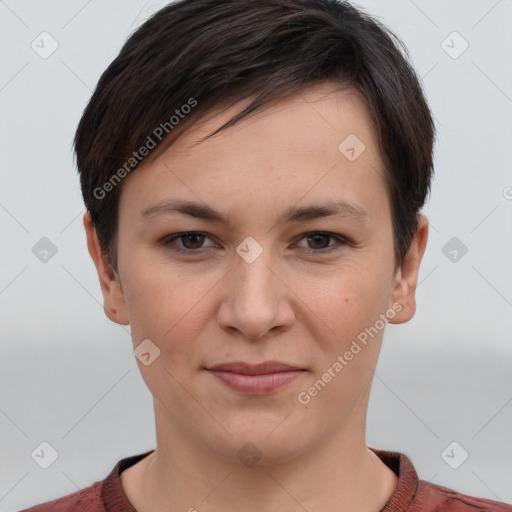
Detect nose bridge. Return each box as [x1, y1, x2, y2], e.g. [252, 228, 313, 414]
[233, 235, 277, 307]
[218, 235, 293, 340]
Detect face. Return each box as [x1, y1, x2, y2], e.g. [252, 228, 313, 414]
[85, 81, 428, 464]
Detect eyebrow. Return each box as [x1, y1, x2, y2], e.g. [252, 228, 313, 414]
[140, 199, 369, 226]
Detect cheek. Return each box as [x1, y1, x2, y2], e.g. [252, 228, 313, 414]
[296, 264, 391, 348]
[122, 261, 214, 356]
[122, 268, 209, 404]
[296, 271, 390, 413]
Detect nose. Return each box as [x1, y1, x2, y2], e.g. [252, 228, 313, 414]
[217, 244, 295, 341]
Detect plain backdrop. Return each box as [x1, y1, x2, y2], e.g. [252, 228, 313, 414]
[1, 0, 511, 510]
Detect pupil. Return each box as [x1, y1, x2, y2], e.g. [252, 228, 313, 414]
[309, 234, 328, 249]
[184, 234, 202, 249]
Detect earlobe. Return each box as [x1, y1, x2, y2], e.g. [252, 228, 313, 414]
[83, 211, 130, 326]
[388, 214, 429, 325]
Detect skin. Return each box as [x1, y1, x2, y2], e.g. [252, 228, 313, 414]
[84, 81, 428, 512]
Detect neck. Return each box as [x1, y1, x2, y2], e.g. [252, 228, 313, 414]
[121, 406, 398, 512]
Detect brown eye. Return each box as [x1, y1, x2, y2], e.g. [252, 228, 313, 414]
[295, 232, 347, 253]
[180, 233, 206, 250]
[163, 232, 216, 254]
[306, 233, 332, 250]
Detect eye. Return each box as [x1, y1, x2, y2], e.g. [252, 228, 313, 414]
[294, 232, 348, 253]
[162, 232, 217, 254]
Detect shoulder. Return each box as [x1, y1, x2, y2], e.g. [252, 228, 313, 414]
[17, 450, 154, 512]
[413, 480, 512, 511]
[370, 447, 512, 511]
[17, 481, 104, 511]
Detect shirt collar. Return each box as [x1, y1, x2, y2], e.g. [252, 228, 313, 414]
[101, 447, 419, 511]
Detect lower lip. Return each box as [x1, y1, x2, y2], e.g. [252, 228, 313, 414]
[207, 370, 305, 395]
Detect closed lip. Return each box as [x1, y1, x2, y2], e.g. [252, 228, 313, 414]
[206, 361, 305, 375]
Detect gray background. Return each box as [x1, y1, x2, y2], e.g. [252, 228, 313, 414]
[1, 0, 511, 510]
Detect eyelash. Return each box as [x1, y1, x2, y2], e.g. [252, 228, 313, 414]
[161, 231, 349, 255]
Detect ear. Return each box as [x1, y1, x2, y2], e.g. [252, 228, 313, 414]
[388, 214, 429, 324]
[83, 211, 130, 325]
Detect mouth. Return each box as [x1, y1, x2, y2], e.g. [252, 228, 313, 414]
[205, 361, 307, 395]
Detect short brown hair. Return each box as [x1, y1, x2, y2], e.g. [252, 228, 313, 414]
[74, 0, 435, 272]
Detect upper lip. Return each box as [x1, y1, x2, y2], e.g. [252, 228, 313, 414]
[207, 361, 304, 375]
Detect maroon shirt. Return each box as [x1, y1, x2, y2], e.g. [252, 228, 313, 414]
[19, 447, 512, 511]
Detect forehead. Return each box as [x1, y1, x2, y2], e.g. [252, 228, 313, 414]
[119, 82, 389, 225]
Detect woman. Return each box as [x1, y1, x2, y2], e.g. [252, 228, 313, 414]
[21, 0, 512, 510]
